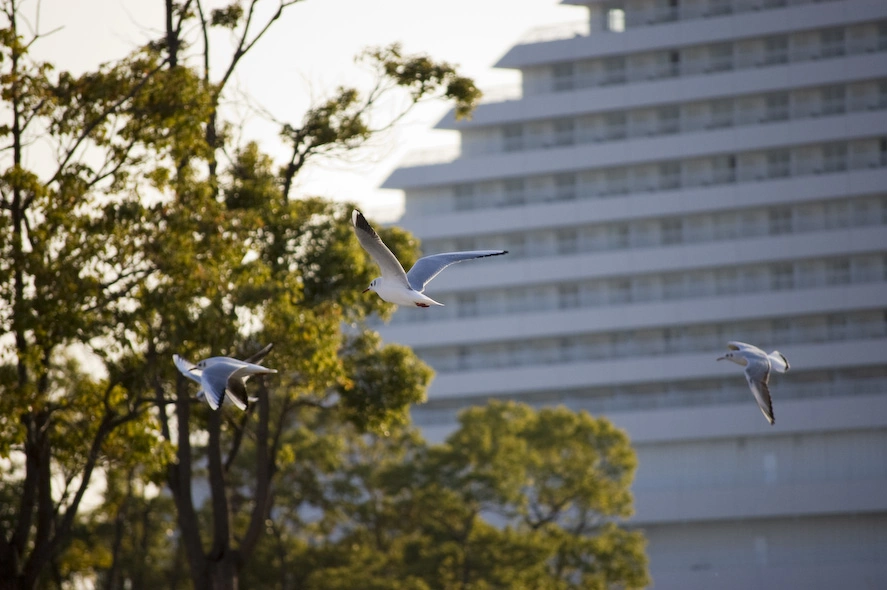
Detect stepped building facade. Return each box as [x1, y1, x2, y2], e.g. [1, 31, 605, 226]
[379, 0, 887, 587]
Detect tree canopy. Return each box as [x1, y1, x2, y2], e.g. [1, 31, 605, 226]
[0, 1, 647, 589]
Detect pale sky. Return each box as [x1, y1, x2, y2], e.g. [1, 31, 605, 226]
[27, 0, 586, 220]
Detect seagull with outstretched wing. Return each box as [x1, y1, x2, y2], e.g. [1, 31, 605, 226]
[717, 341, 790, 425]
[173, 343, 276, 411]
[351, 209, 507, 307]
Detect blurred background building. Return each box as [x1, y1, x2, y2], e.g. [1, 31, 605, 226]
[377, 0, 887, 587]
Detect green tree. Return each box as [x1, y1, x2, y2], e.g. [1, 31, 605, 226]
[0, 0, 475, 588]
[239, 401, 649, 590]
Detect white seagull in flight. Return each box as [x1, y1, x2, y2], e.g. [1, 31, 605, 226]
[717, 341, 790, 425]
[351, 209, 507, 307]
[173, 344, 277, 411]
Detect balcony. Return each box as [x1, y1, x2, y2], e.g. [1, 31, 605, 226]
[418, 338, 887, 399]
[411, 367, 887, 427]
[457, 81, 887, 159]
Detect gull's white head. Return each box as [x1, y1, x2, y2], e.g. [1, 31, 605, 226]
[363, 277, 381, 294]
[717, 351, 747, 366]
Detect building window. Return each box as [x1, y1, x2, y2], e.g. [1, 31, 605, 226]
[552, 62, 574, 92]
[823, 143, 847, 172]
[453, 184, 475, 211]
[657, 106, 681, 134]
[771, 264, 794, 290]
[820, 28, 846, 58]
[607, 8, 625, 33]
[558, 284, 580, 309]
[763, 35, 788, 65]
[659, 162, 681, 190]
[821, 85, 846, 115]
[710, 99, 734, 128]
[604, 112, 627, 139]
[764, 92, 790, 122]
[554, 173, 577, 201]
[556, 229, 578, 255]
[768, 207, 793, 235]
[502, 124, 524, 152]
[456, 294, 478, 318]
[766, 150, 791, 178]
[604, 56, 626, 85]
[503, 178, 526, 206]
[552, 119, 575, 146]
[661, 219, 683, 245]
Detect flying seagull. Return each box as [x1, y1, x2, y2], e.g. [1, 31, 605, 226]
[717, 341, 790, 425]
[351, 209, 507, 307]
[173, 343, 277, 411]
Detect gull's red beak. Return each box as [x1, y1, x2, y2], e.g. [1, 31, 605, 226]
[716, 356, 725, 361]
[362, 287, 370, 293]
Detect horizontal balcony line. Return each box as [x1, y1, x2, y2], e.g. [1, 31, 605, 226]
[413, 380, 887, 443]
[437, 52, 887, 131]
[455, 102, 887, 161]
[630, 477, 887, 524]
[391, 225, 887, 295]
[421, 339, 887, 399]
[496, 0, 884, 70]
[401, 170, 887, 239]
[413, 374, 887, 430]
[387, 110, 887, 188]
[380, 283, 887, 349]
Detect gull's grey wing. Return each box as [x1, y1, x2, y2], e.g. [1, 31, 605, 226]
[744, 358, 774, 425]
[173, 355, 203, 384]
[406, 250, 508, 292]
[224, 379, 249, 411]
[227, 364, 277, 410]
[351, 210, 409, 286]
[726, 341, 763, 354]
[200, 360, 245, 411]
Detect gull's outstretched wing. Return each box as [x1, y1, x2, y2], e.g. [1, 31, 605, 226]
[726, 341, 763, 354]
[226, 364, 278, 410]
[351, 210, 409, 286]
[200, 360, 245, 411]
[406, 250, 508, 293]
[744, 358, 774, 425]
[173, 355, 202, 384]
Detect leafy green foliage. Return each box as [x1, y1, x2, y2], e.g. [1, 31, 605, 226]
[237, 401, 649, 590]
[0, 2, 646, 589]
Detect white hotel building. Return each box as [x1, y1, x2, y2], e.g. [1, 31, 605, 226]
[378, 0, 887, 587]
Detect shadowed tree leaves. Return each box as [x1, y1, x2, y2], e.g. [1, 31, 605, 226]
[237, 401, 649, 590]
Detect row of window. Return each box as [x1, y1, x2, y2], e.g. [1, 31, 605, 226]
[411, 365, 887, 426]
[426, 194, 887, 261]
[386, 251, 887, 325]
[596, 0, 843, 34]
[460, 79, 887, 157]
[416, 309, 887, 373]
[524, 20, 887, 95]
[412, 138, 886, 215]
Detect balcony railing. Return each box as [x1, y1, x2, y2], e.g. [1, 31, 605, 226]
[410, 367, 887, 427]
[460, 84, 887, 159]
[383, 247, 887, 327]
[416, 309, 887, 374]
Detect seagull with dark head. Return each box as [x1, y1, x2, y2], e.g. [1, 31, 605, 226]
[351, 209, 507, 308]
